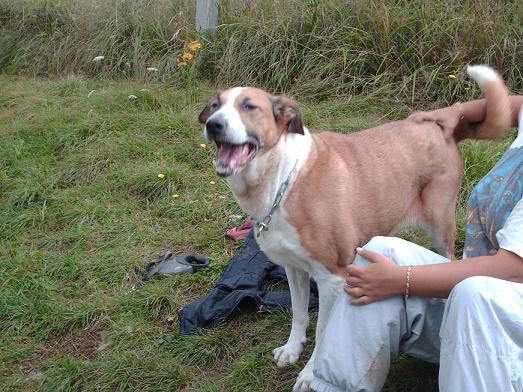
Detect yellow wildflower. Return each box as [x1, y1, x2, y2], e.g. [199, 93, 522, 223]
[177, 61, 188, 68]
[172, 194, 179, 199]
[209, 181, 216, 185]
[188, 40, 202, 51]
[448, 74, 457, 80]
[177, 52, 194, 61]
[200, 143, 207, 149]
[158, 173, 165, 179]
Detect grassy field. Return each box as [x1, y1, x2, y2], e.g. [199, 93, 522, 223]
[1, 0, 521, 390]
[0, 74, 516, 391]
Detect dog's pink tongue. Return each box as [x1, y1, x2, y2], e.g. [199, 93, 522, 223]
[216, 144, 250, 176]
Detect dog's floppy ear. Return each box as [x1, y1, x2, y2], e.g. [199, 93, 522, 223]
[198, 94, 219, 124]
[271, 96, 304, 135]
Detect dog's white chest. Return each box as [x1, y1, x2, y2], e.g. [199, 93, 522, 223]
[256, 212, 316, 273]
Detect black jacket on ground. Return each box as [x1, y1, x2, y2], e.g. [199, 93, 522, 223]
[179, 231, 319, 335]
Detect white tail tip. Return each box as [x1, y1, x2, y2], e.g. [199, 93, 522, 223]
[467, 65, 499, 86]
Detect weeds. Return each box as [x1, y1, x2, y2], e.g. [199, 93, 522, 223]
[1, 0, 522, 103]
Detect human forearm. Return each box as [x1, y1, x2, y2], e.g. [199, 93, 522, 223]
[458, 95, 523, 127]
[409, 95, 523, 139]
[400, 249, 523, 299]
[346, 247, 523, 305]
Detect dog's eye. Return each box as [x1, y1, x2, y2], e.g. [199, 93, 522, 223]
[242, 103, 257, 111]
[211, 101, 219, 109]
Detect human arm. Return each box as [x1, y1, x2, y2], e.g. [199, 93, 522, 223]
[408, 95, 523, 137]
[346, 197, 523, 305]
[432, 95, 523, 127]
[345, 248, 523, 305]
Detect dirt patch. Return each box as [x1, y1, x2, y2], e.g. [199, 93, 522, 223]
[19, 322, 104, 376]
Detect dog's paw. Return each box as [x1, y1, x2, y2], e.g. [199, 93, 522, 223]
[292, 365, 314, 392]
[272, 340, 304, 367]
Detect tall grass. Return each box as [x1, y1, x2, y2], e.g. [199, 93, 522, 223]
[1, 0, 522, 103]
[217, 0, 523, 102]
[0, 0, 196, 78]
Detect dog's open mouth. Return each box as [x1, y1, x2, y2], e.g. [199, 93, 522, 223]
[215, 142, 257, 177]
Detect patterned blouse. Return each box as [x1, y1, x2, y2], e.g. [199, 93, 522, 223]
[464, 110, 523, 259]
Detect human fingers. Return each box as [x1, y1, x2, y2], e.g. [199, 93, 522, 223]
[356, 247, 395, 265]
[355, 247, 384, 263]
[350, 296, 372, 306]
[345, 285, 364, 298]
[346, 263, 363, 277]
[346, 275, 363, 287]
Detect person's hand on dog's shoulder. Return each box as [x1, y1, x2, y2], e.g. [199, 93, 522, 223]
[408, 106, 462, 138]
[345, 247, 406, 305]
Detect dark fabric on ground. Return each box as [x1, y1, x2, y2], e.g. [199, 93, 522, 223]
[179, 231, 319, 336]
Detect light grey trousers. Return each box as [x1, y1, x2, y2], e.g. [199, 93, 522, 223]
[310, 236, 523, 392]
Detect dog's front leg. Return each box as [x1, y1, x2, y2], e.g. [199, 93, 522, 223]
[293, 275, 344, 392]
[273, 265, 310, 367]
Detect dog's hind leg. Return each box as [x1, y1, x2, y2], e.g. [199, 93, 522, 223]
[273, 266, 310, 367]
[419, 164, 461, 259]
[293, 273, 345, 392]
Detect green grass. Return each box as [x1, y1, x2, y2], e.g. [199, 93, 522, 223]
[0, 75, 515, 392]
[1, 0, 523, 104]
[1, 1, 520, 390]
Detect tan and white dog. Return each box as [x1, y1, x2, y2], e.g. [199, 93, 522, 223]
[198, 65, 511, 391]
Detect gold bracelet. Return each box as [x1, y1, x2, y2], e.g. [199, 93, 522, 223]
[405, 266, 412, 299]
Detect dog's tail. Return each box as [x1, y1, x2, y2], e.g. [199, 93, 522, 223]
[453, 65, 512, 142]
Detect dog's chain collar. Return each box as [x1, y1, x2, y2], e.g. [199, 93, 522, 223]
[254, 162, 297, 238]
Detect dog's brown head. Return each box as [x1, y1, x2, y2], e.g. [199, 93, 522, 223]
[199, 87, 304, 177]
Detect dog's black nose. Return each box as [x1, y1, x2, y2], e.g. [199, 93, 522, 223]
[206, 116, 226, 138]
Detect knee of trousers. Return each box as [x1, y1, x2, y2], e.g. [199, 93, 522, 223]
[355, 236, 404, 265]
[441, 276, 516, 355]
[444, 276, 498, 325]
[448, 276, 497, 307]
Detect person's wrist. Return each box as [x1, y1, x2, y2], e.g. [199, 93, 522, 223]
[395, 266, 410, 296]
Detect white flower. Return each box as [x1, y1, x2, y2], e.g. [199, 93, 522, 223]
[128, 94, 138, 100]
[92, 55, 105, 62]
[146, 67, 158, 72]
